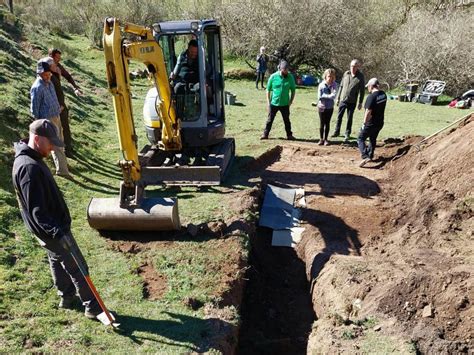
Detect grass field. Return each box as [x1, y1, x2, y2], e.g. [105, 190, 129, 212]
[0, 12, 468, 352]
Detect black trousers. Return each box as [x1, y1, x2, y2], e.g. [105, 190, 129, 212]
[264, 105, 292, 137]
[318, 108, 333, 140]
[256, 71, 265, 88]
[60, 106, 73, 155]
[334, 101, 356, 137]
[358, 124, 383, 159]
[44, 235, 99, 312]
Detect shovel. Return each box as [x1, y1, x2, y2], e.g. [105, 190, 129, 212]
[61, 234, 120, 328]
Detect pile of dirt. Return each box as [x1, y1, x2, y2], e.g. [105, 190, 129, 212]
[307, 116, 473, 353]
[371, 115, 473, 351]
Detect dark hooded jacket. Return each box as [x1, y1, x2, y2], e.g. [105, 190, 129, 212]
[12, 141, 71, 246]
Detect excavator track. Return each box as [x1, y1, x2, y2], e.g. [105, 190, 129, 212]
[139, 138, 235, 186]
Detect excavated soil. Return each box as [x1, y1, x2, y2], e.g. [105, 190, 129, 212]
[104, 114, 473, 354]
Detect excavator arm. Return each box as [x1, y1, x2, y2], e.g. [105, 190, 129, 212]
[102, 17, 181, 207]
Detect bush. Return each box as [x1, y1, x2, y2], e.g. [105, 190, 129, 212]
[224, 68, 255, 80]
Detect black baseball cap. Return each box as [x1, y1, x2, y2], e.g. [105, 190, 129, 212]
[29, 119, 64, 147]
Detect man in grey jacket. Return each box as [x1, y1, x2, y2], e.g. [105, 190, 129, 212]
[12, 120, 101, 319]
[333, 59, 365, 142]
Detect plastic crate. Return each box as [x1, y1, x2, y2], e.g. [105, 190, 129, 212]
[416, 80, 446, 105]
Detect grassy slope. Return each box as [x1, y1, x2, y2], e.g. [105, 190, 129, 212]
[0, 9, 466, 352]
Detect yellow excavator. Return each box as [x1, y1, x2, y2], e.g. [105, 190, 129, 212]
[87, 18, 235, 231]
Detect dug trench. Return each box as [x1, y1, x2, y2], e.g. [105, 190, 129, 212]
[101, 114, 472, 353]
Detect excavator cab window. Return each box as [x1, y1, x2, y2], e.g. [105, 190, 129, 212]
[203, 28, 224, 122]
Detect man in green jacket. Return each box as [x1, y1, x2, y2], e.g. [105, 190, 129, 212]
[333, 59, 365, 142]
[260, 61, 296, 140]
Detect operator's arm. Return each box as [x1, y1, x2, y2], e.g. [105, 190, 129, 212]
[58, 63, 82, 95]
[170, 52, 184, 80]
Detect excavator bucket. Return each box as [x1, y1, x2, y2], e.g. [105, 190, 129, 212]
[87, 197, 180, 231]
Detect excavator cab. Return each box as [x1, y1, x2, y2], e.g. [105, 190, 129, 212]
[141, 20, 234, 186]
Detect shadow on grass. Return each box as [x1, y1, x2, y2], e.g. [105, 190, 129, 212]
[100, 227, 216, 243]
[68, 171, 120, 194]
[72, 150, 121, 180]
[116, 312, 235, 352]
[65, 60, 108, 88]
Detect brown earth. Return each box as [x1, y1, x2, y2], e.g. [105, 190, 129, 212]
[105, 114, 472, 354]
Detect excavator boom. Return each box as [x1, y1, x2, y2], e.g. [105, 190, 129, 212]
[87, 18, 181, 231]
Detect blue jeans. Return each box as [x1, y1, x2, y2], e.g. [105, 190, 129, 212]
[358, 124, 383, 159]
[334, 101, 356, 137]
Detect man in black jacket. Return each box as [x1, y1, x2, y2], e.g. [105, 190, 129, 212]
[12, 119, 100, 319]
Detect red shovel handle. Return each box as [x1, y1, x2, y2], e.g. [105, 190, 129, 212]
[84, 275, 115, 325]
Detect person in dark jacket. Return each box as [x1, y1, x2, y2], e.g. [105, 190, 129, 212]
[358, 78, 387, 167]
[333, 59, 365, 142]
[12, 119, 101, 319]
[49, 48, 82, 158]
[255, 46, 268, 89]
[170, 39, 199, 87]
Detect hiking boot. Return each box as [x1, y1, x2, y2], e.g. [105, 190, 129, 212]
[59, 296, 75, 310]
[85, 306, 102, 320]
[359, 158, 371, 167]
[260, 134, 268, 140]
[318, 139, 324, 145]
[324, 140, 330, 146]
[287, 134, 296, 141]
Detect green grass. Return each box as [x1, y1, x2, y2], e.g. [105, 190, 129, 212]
[224, 79, 463, 145]
[0, 9, 468, 352]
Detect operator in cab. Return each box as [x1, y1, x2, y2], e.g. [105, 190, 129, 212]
[170, 39, 199, 93]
